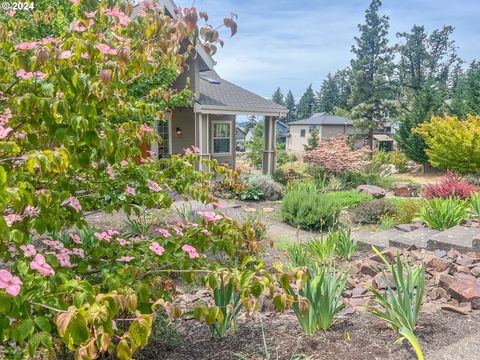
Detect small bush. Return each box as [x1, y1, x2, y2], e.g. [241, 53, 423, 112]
[321, 191, 373, 210]
[423, 173, 478, 200]
[390, 151, 408, 173]
[281, 187, 340, 230]
[418, 198, 469, 230]
[247, 175, 284, 200]
[370, 150, 391, 173]
[392, 199, 426, 224]
[239, 185, 264, 200]
[350, 199, 398, 224]
[306, 164, 327, 180]
[272, 168, 288, 185]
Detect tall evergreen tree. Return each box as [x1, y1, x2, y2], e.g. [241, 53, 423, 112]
[297, 84, 317, 120]
[245, 115, 257, 132]
[316, 73, 339, 114]
[349, 0, 395, 149]
[284, 90, 296, 123]
[395, 25, 459, 162]
[271, 87, 285, 106]
[450, 61, 480, 118]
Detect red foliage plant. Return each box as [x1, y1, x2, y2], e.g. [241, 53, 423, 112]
[423, 172, 479, 200]
[303, 136, 371, 174]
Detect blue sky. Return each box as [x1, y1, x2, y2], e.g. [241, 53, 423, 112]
[180, 0, 479, 99]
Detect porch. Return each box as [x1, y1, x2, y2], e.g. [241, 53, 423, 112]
[151, 70, 288, 175]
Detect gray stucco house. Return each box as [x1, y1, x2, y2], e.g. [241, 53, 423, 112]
[138, 0, 288, 175]
[286, 112, 354, 152]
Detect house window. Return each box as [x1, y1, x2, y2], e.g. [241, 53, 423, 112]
[300, 129, 306, 137]
[157, 120, 169, 157]
[213, 122, 231, 154]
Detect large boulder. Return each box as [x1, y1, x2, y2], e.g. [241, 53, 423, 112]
[356, 185, 387, 199]
[392, 182, 419, 197]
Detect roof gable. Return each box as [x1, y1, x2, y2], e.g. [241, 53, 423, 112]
[289, 112, 353, 126]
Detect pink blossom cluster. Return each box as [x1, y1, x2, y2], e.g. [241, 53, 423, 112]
[94, 231, 112, 242]
[20, 244, 36, 257]
[106, 166, 115, 179]
[0, 109, 12, 126]
[14, 41, 38, 50]
[97, 44, 117, 55]
[147, 180, 162, 192]
[104, 8, 131, 26]
[30, 254, 55, 276]
[182, 244, 199, 259]
[16, 69, 46, 81]
[197, 211, 223, 222]
[184, 146, 200, 155]
[125, 186, 136, 196]
[0, 126, 13, 140]
[70, 233, 82, 244]
[117, 256, 135, 263]
[57, 51, 73, 60]
[156, 228, 171, 238]
[62, 196, 82, 213]
[0, 270, 22, 296]
[149, 242, 165, 256]
[4, 213, 21, 227]
[140, 124, 153, 133]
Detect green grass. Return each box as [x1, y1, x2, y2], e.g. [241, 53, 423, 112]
[320, 191, 373, 210]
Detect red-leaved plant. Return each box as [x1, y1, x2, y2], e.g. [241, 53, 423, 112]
[423, 172, 479, 200]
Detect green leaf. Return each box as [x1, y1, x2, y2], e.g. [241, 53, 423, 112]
[34, 316, 51, 333]
[14, 318, 34, 343]
[116, 339, 133, 360]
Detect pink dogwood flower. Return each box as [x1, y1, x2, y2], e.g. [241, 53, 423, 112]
[42, 37, 58, 44]
[85, 10, 97, 18]
[0, 126, 13, 139]
[6, 9, 15, 17]
[125, 186, 136, 196]
[156, 228, 171, 238]
[117, 256, 135, 263]
[117, 238, 129, 246]
[70, 233, 82, 244]
[70, 0, 78, 4]
[137, 10, 147, 17]
[140, 124, 153, 133]
[147, 180, 162, 192]
[62, 196, 82, 212]
[149, 242, 165, 256]
[97, 44, 117, 55]
[20, 244, 37, 257]
[72, 248, 85, 258]
[94, 231, 112, 242]
[107, 229, 120, 236]
[182, 244, 199, 259]
[106, 165, 115, 179]
[197, 211, 223, 222]
[4, 214, 20, 227]
[120, 160, 129, 166]
[56, 253, 73, 268]
[14, 41, 38, 51]
[0, 270, 22, 296]
[58, 50, 73, 60]
[30, 254, 55, 276]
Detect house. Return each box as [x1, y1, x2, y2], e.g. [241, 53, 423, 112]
[276, 120, 288, 144]
[135, 1, 288, 175]
[285, 112, 354, 153]
[235, 127, 246, 150]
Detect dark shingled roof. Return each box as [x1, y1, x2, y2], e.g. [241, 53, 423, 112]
[197, 70, 288, 113]
[289, 112, 353, 126]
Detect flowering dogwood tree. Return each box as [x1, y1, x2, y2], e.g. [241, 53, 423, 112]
[0, 1, 270, 359]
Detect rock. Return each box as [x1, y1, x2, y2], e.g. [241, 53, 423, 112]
[392, 182, 419, 197]
[369, 247, 401, 263]
[425, 255, 451, 272]
[359, 260, 381, 277]
[372, 272, 395, 290]
[429, 287, 450, 302]
[448, 278, 480, 309]
[447, 249, 461, 260]
[456, 255, 479, 267]
[438, 273, 455, 289]
[395, 223, 420, 232]
[434, 250, 448, 259]
[351, 287, 368, 298]
[356, 185, 387, 199]
[339, 306, 355, 316]
[421, 302, 441, 314]
[441, 303, 471, 315]
[471, 267, 480, 277]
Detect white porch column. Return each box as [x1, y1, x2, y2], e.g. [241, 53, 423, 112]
[262, 116, 277, 175]
[195, 112, 211, 171]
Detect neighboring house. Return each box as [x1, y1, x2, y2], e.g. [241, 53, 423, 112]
[372, 121, 398, 152]
[286, 112, 354, 153]
[276, 120, 288, 144]
[134, 0, 288, 175]
[235, 127, 246, 150]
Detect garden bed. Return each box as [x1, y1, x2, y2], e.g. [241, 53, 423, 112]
[138, 311, 480, 360]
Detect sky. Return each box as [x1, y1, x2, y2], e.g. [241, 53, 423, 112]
[178, 0, 480, 100]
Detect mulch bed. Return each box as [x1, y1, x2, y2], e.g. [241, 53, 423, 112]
[137, 311, 480, 360]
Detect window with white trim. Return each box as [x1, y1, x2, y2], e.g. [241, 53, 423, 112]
[213, 122, 231, 154]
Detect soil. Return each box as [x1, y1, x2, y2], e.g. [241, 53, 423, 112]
[136, 311, 480, 360]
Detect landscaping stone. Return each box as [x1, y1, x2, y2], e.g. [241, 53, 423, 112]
[389, 227, 439, 249]
[427, 225, 480, 252]
[356, 184, 387, 198]
[425, 255, 451, 272]
[441, 303, 471, 315]
[355, 228, 404, 249]
[447, 278, 480, 309]
[471, 266, 480, 277]
[394, 223, 420, 232]
[369, 247, 401, 263]
[434, 249, 448, 258]
[391, 182, 419, 197]
[358, 260, 381, 277]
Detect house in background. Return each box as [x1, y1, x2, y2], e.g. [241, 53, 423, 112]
[286, 112, 354, 153]
[276, 120, 289, 144]
[235, 127, 246, 151]
[135, 0, 288, 175]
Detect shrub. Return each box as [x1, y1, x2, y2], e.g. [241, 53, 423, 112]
[247, 175, 284, 200]
[392, 199, 426, 224]
[326, 176, 344, 191]
[350, 199, 398, 224]
[320, 191, 373, 210]
[368, 247, 425, 360]
[304, 137, 371, 174]
[281, 187, 340, 230]
[418, 198, 469, 230]
[272, 168, 288, 185]
[423, 173, 478, 200]
[339, 171, 412, 190]
[286, 264, 348, 333]
[414, 114, 480, 174]
[370, 150, 391, 173]
[390, 151, 408, 173]
[470, 192, 480, 218]
[330, 228, 358, 260]
[239, 185, 264, 200]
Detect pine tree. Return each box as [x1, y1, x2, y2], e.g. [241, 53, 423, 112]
[245, 115, 257, 132]
[450, 61, 480, 118]
[271, 87, 285, 106]
[316, 73, 339, 114]
[297, 84, 317, 120]
[349, 0, 395, 150]
[284, 90, 296, 123]
[396, 25, 460, 163]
